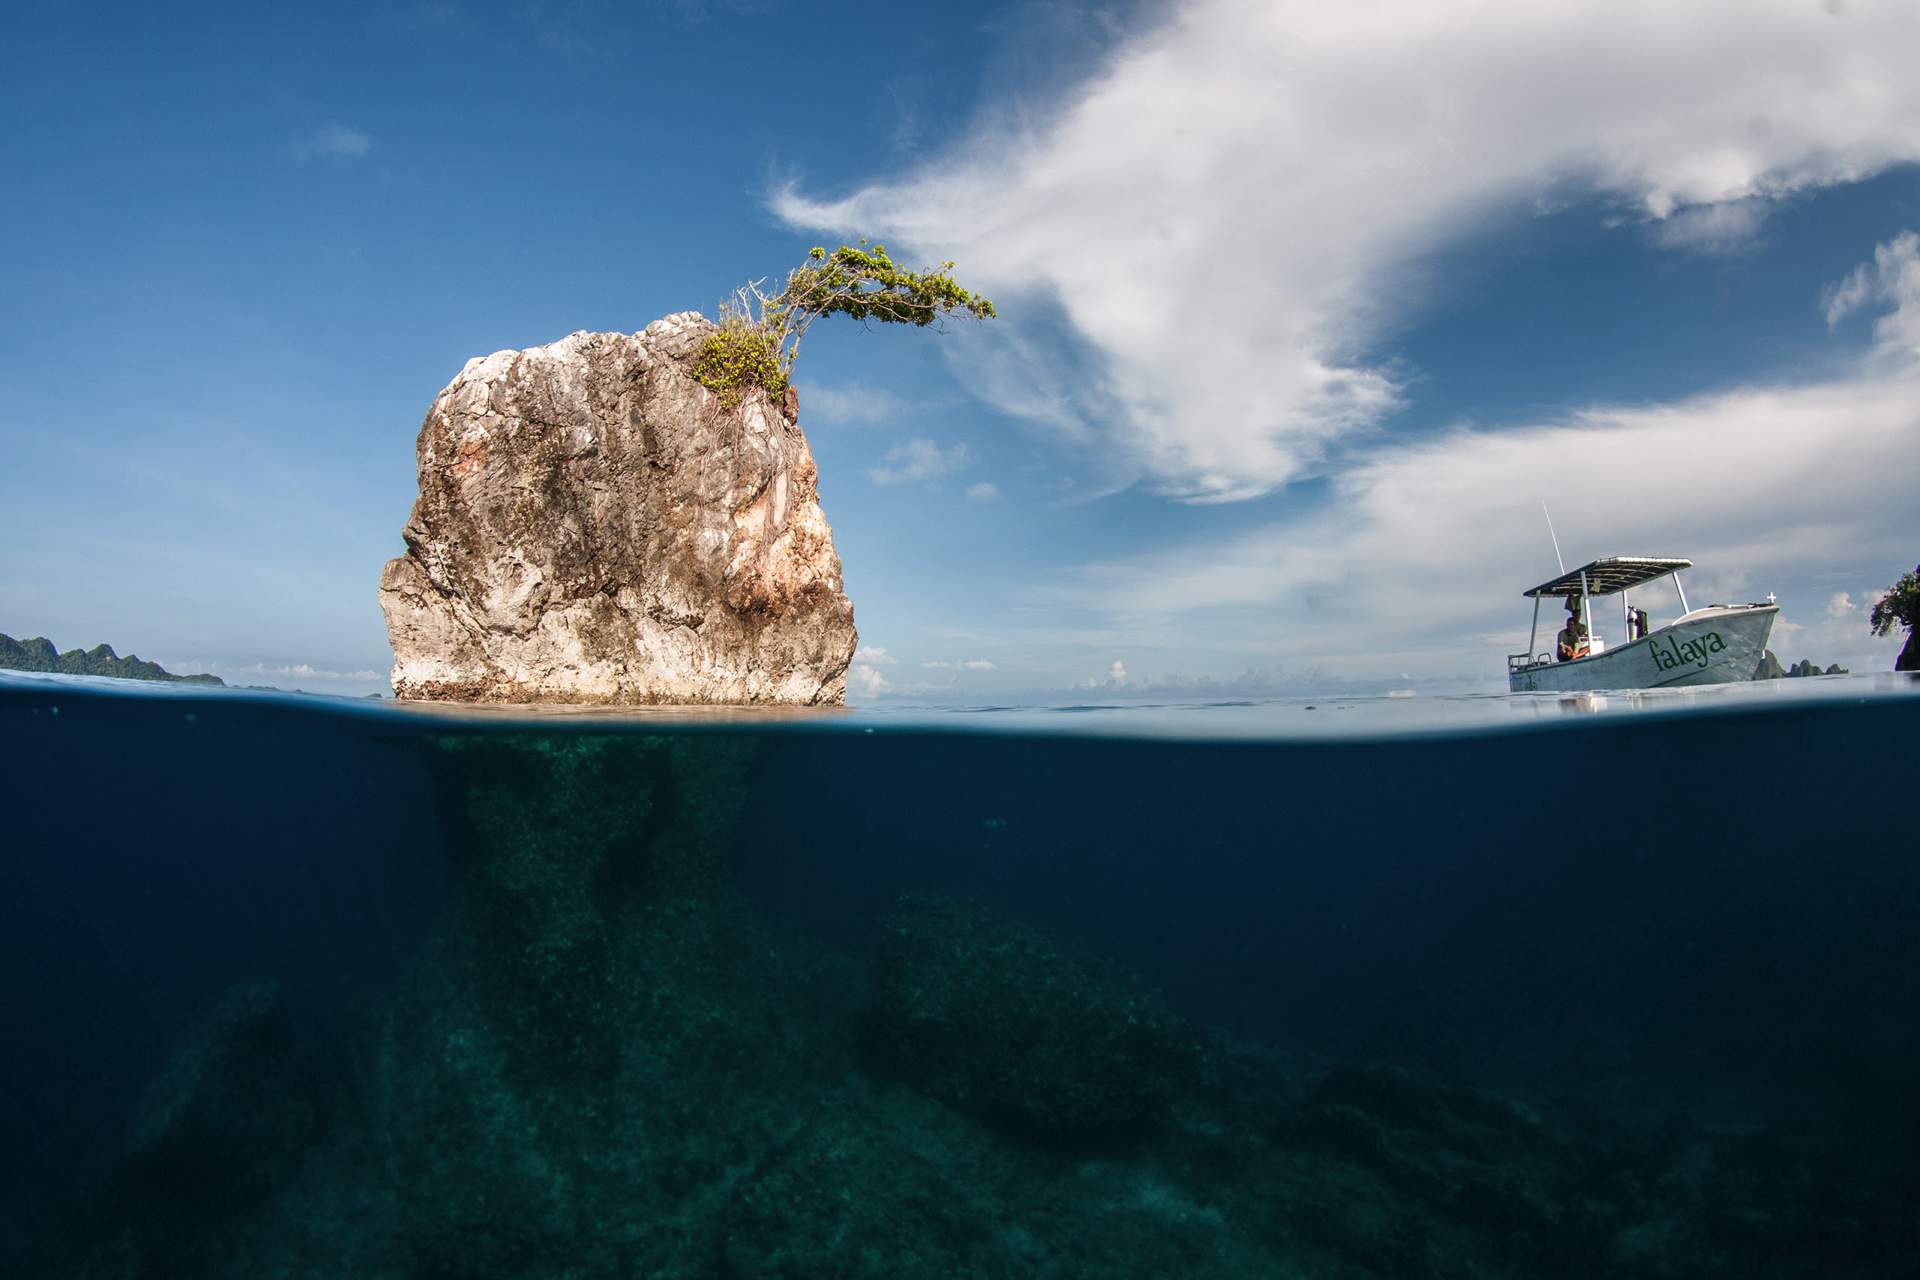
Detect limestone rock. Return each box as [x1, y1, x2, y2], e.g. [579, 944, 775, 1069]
[379, 315, 856, 704]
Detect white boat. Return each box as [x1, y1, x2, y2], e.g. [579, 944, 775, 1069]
[1507, 556, 1778, 693]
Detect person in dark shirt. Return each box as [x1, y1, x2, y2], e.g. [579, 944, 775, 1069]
[1557, 608, 1590, 661]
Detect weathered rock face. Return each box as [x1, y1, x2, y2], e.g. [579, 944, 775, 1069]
[379, 314, 856, 704]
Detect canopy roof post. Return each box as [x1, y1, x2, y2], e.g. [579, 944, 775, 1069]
[1672, 571, 1690, 615]
[1527, 596, 1540, 663]
[1580, 569, 1591, 638]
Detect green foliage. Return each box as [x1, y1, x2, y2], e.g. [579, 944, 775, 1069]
[1869, 564, 1919, 636]
[780, 242, 996, 334]
[691, 241, 995, 406]
[0, 631, 224, 684]
[689, 315, 786, 411]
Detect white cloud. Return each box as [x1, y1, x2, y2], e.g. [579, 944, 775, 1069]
[1826, 592, 1859, 619]
[848, 662, 892, 697]
[1649, 199, 1769, 256]
[1824, 230, 1920, 358]
[168, 660, 387, 685]
[295, 123, 371, 160]
[965, 481, 1000, 501]
[1109, 660, 1127, 686]
[777, 0, 1920, 500]
[1050, 362, 1920, 679]
[867, 437, 970, 486]
[922, 658, 997, 670]
[853, 644, 897, 665]
[799, 381, 911, 427]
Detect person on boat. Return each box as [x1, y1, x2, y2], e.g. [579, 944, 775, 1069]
[1557, 610, 1590, 662]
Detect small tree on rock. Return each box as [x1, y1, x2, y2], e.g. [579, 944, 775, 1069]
[692, 243, 995, 408]
[1869, 564, 1920, 672]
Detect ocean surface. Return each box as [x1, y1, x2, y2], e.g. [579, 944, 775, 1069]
[3, 670, 1917, 1278]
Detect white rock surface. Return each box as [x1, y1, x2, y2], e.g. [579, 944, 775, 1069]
[379, 315, 856, 704]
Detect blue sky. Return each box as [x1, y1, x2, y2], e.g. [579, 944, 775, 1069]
[3, 0, 1916, 699]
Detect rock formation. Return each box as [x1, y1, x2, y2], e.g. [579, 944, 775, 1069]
[1751, 650, 1848, 680]
[379, 315, 856, 704]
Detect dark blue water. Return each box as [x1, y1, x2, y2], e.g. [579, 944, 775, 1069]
[4, 672, 1917, 1278]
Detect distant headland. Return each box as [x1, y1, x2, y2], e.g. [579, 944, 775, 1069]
[0, 633, 224, 685]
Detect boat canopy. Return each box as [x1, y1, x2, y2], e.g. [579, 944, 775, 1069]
[1523, 556, 1692, 599]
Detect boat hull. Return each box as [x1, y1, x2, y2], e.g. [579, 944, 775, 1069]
[1509, 605, 1777, 693]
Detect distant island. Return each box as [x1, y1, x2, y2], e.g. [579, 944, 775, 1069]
[1752, 650, 1845, 680]
[0, 633, 224, 686]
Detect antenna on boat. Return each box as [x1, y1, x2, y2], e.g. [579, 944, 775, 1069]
[1540, 501, 1566, 574]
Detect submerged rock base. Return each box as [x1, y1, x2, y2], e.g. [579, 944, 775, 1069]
[380, 316, 856, 705]
[36, 736, 1920, 1279]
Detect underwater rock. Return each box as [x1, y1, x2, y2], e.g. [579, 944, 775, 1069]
[48, 982, 325, 1277]
[871, 895, 1196, 1141]
[1296, 1064, 1566, 1231]
[124, 980, 317, 1197]
[411, 732, 764, 1072]
[720, 1092, 993, 1279]
[378, 316, 857, 704]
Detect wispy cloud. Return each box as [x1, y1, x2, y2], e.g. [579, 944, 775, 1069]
[294, 123, 372, 160]
[922, 658, 997, 671]
[1824, 230, 1920, 358]
[778, 0, 1920, 501]
[1649, 199, 1769, 256]
[965, 481, 999, 501]
[867, 437, 970, 486]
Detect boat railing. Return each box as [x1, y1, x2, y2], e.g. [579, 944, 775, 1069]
[1507, 652, 1552, 674]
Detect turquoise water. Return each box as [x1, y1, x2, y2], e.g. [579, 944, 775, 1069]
[3, 671, 1917, 1277]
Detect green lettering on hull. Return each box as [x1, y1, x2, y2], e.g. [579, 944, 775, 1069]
[1649, 630, 1726, 672]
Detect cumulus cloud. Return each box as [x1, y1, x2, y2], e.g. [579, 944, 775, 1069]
[294, 123, 371, 160]
[777, 0, 1920, 500]
[1824, 230, 1920, 357]
[853, 644, 897, 665]
[867, 438, 970, 486]
[1052, 239, 1920, 675]
[922, 658, 997, 670]
[800, 381, 911, 427]
[848, 662, 892, 698]
[1052, 356, 1920, 677]
[965, 481, 999, 501]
